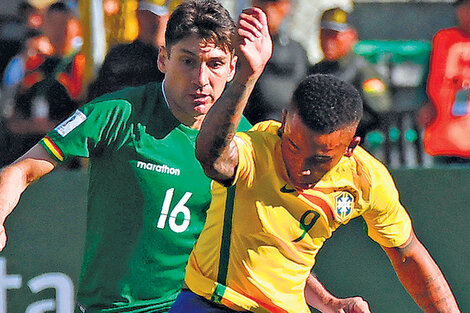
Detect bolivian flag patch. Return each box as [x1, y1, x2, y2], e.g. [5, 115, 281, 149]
[363, 78, 386, 94]
[41, 136, 64, 161]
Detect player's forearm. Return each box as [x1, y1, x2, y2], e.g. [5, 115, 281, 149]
[196, 7, 271, 184]
[395, 257, 459, 312]
[196, 78, 256, 183]
[0, 165, 30, 226]
[0, 145, 56, 227]
[384, 234, 460, 312]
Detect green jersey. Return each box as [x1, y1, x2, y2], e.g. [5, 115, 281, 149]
[39, 82, 251, 312]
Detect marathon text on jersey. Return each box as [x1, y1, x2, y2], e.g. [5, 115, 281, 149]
[136, 161, 181, 176]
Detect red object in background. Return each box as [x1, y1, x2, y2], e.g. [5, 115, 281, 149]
[424, 27, 470, 157]
[103, 0, 120, 16]
[28, 12, 43, 29]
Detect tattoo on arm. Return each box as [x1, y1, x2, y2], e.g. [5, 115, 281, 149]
[387, 232, 460, 312]
[197, 80, 255, 183]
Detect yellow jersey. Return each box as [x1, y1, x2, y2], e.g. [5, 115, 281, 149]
[185, 121, 412, 313]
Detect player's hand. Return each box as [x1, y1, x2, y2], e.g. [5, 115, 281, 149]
[328, 296, 371, 313]
[234, 7, 272, 82]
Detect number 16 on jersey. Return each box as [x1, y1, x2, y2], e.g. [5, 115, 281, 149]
[157, 188, 192, 233]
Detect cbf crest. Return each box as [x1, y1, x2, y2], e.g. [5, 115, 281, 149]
[334, 191, 354, 223]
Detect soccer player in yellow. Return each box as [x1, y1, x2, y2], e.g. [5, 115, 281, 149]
[168, 9, 461, 311]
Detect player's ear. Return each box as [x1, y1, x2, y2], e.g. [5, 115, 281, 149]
[278, 109, 288, 137]
[345, 136, 360, 157]
[226, 55, 238, 83]
[158, 46, 168, 73]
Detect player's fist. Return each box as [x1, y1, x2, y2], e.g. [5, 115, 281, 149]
[332, 296, 371, 313]
[234, 7, 272, 81]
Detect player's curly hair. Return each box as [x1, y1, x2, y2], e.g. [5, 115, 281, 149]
[291, 74, 363, 133]
[165, 0, 236, 55]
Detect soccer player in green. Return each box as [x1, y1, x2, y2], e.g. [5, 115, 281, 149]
[0, 1, 371, 312]
[0, 1, 245, 311]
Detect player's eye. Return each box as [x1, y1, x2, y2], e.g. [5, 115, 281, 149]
[288, 139, 301, 154]
[181, 57, 195, 66]
[307, 156, 332, 165]
[208, 60, 224, 69]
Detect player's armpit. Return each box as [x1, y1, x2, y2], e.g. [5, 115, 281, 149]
[382, 231, 460, 313]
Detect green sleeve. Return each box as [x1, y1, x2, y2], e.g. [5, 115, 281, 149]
[40, 98, 133, 162]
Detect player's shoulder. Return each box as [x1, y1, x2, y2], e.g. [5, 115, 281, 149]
[352, 146, 385, 168]
[242, 120, 281, 142]
[248, 120, 281, 133]
[351, 146, 394, 184]
[90, 82, 160, 107]
[234, 120, 281, 155]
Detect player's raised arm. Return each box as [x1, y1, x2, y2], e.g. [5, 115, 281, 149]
[0, 144, 57, 250]
[382, 231, 460, 312]
[195, 7, 272, 185]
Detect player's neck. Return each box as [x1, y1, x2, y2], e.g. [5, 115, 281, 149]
[187, 115, 205, 130]
[171, 108, 205, 129]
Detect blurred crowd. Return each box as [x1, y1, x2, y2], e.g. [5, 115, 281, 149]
[0, 0, 469, 169]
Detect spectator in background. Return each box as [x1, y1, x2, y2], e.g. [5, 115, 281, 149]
[243, 0, 310, 124]
[0, 1, 42, 81]
[18, 1, 44, 33]
[1, 1, 84, 166]
[0, 1, 41, 167]
[86, 0, 167, 101]
[421, 0, 470, 163]
[309, 7, 392, 140]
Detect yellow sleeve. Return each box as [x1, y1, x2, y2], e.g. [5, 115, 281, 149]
[232, 132, 255, 187]
[362, 160, 412, 248]
[232, 121, 281, 188]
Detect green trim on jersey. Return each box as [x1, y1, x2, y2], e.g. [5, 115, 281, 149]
[217, 185, 236, 286]
[40, 82, 252, 313]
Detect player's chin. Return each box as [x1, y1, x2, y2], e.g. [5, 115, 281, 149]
[193, 103, 213, 115]
[294, 183, 314, 191]
[294, 177, 318, 190]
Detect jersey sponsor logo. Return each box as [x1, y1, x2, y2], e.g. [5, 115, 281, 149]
[55, 110, 87, 137]
[280, 184, 296, 193]
[334, 191, 354, 223]
[136, 161, 181, 176]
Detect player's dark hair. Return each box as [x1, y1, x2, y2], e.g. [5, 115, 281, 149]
[165, 0, 236, 56]
[291, 74, 363, 133]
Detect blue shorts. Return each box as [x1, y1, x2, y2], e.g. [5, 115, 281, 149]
[169, 289, 250, 313]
